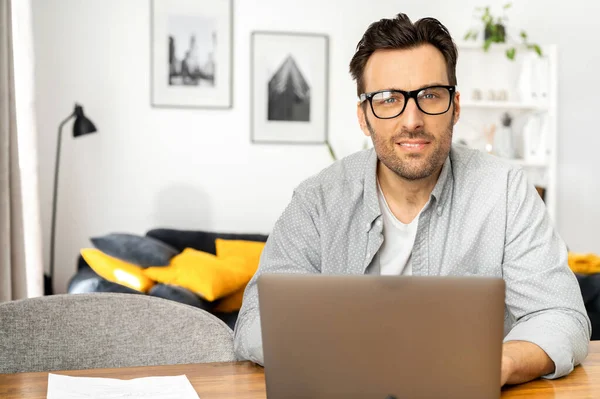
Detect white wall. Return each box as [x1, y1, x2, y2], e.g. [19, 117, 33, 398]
[32, 0, 430, 293]
[33, 0, 600, 293]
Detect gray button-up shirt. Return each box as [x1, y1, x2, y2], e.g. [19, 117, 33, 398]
[234, 145, 591, 379]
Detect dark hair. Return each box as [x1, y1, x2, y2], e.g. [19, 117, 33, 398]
[349, 13, 458, 97]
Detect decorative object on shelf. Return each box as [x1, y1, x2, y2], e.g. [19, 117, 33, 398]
[483, 89, 509, 102]
[463, 3, 543, 60]
[150, 0, 233, 109]
[46, 104, 97, 295]
[483, 123, 496, 154]
[496, 89, 508, 101]
[533, 55, 550, 100]
[518, 52, 550, 103]
[251, 31, 329, 144]
[457, 138, 469, 147]
[537, 114, 551, 161]
[471, 88, 482, 101]
[493, 112, 516, 158]
[522, 114, 548, 164]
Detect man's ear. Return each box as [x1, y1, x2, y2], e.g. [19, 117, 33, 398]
[453, 91, 461, 125]
[357, 103, 371, 137]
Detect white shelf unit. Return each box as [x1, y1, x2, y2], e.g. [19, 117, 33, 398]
[461, 100, 549, 111]
[454, 42, 558, 224]
[507, 158, 548, 168]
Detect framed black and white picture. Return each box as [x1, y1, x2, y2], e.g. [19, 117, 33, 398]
[151, 0, 232, 108]
[251, 32, 329, 144]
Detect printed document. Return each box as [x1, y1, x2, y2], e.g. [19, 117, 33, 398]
[46, 373, 201, 399]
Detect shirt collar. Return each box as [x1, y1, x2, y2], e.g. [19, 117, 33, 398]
[363, 148, 453, 229]
[363, 149, 380, 226]
[431, 155, 452, 215]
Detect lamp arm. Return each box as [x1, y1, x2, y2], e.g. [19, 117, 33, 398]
[48, 112, 75, 292]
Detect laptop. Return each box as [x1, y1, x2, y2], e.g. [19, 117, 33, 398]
[257, 274, 506, 399]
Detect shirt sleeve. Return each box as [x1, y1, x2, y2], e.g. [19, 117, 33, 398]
[233, 188, 321, 364]
[502, 168, 591, 379]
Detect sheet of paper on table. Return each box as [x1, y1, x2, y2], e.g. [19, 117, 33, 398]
[46, 373, 201, 399]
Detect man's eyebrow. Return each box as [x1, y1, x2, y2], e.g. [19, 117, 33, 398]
[378, 83, 449, 92]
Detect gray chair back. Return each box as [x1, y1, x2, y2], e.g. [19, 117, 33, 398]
[0, 293, 236, 373]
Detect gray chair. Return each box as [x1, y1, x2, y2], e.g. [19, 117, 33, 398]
[0, 293, 236, 373]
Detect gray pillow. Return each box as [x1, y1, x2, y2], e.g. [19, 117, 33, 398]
[149, 284, 213, 312]
[90, 233, 179, 267]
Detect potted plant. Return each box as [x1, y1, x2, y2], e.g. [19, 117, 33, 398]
[463, 3, 542, 60]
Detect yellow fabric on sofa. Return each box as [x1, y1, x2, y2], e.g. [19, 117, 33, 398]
[568, 252, 600, 275]
[215, 238, 266, 271]
[80, 248, 155, 293]
[215, 287, 246, 313]
[214, 238, 266, 312]
[143, 248, 253, 302]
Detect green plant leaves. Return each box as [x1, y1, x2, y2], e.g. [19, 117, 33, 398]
[464, 30, 478, 40]
[506, 48, 516, 60]
[481, 6, 492, 24]
[521, 31, 543, 57]
[326, 141, 337, 161]
[464, 4, 543, 61]
[484, 38, 493, 51]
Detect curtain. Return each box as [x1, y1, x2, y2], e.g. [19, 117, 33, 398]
[0, 0, 44, 301]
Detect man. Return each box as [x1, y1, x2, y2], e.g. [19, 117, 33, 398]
[234, 13, 590, 386]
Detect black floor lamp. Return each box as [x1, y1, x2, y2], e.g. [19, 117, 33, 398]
[44, 104, 97, 295]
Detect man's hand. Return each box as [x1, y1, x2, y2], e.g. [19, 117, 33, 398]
[501, 341, 555, 386]
[501, 354, 514, 386]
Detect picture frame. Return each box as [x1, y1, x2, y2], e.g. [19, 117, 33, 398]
[150, 0, 233, 109]
[251, 31, 329, 144]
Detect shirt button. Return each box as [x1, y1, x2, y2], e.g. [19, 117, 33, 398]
[376, 220, 382, 226]
[437, 207, 442, 213]
[366, 252, 371, 258]
[366, 222, 371, 229]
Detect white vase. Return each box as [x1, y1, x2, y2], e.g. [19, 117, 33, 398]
[533, 56, 550, 104]
[522, 115, 548, 164]
[518, 53, 535, 104]
[493, 113, 516, 158]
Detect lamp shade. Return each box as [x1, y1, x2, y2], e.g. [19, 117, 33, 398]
[73, 104, 97, 137]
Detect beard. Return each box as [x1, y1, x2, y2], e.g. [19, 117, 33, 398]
[366, 113, 454, 181]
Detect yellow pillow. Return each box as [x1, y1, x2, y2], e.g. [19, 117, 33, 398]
[215, 239, 265, 275]
[215, 287, 246, 313]
[80, 248, 155, 293]
[213, 239, 266, 312]
[143, 248, 253, 302]
[568, 252, 600, 275]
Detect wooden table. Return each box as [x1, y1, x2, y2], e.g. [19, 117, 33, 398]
[2, 342, 599, 398]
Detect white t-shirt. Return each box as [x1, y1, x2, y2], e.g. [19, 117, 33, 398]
[375, 182, 420, 276]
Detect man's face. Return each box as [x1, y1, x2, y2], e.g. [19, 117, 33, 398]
[357, 44, 460, 181]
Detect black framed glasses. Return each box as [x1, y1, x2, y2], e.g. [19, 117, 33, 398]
[359, 85, 456, 119]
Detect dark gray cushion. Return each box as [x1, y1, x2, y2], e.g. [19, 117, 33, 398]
[146, 228, 268, 254]
[90, 233, 179, 267]
[149, 284, 213, 312]
[213, 311, 240, 330]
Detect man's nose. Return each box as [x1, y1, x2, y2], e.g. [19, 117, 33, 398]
[401, 98, 425, 132]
